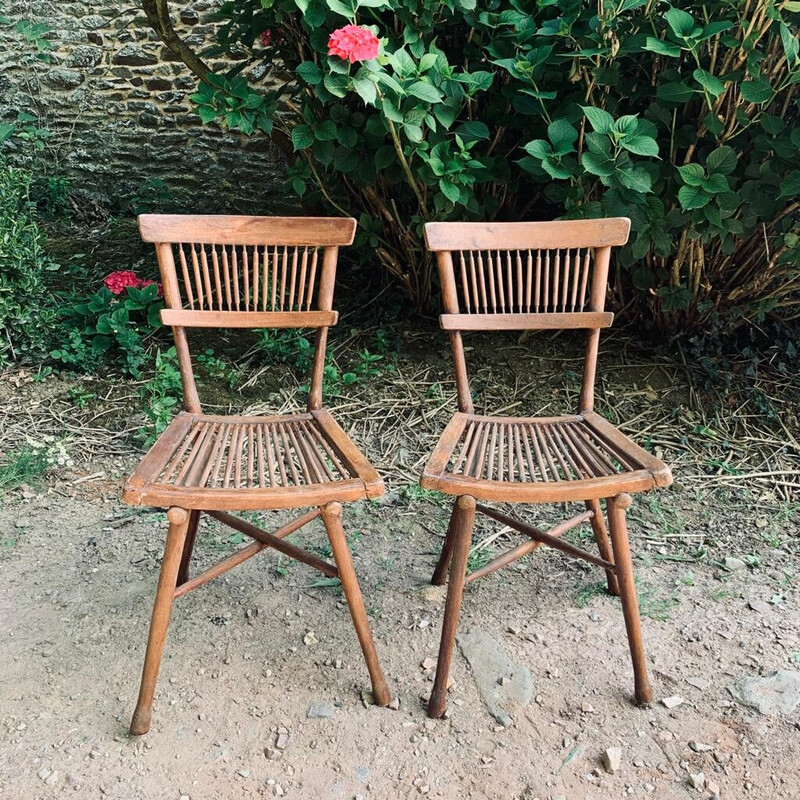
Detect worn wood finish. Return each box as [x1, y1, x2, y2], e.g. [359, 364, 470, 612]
[607, 493, 653, 705]
[125, 215, 389, 732]
[321, 502, 391, 706]
[130, 506, 190, 735]
[421, 218, 670, 718]
[428, 495, 475, 718]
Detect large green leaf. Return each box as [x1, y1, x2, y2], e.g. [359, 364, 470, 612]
[407, 81, 443, 103]
[739, 77, 772, 104]
[677, 163, 705, 186]
[664, 7, 697, 38]
[581, 106, 615, 134]
[296, 61, 322, 86]
[547, 119, 578, 152]
[291, 125, 313, 150]
[678, 185, 710, 209]
[644, 37, 681, 58]
[524, 139, 552, 159]
[657, 82, 696, 103]
[693, 69, 725, 98]
[621, 135, 659, 157]
[581, 151, 615, 177]
[706, 146, 737, 175]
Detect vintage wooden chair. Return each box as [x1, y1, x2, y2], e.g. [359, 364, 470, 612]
[124, 215, 391, 735]
[420, 219, 672, 719]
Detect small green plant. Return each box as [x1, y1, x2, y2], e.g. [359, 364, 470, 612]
[53, 279, 164, 377]
[197, 348, 238, 388]
[575, 582, 607, 608]
[0, 447, 49, 491]
[139, 347, 183, 445]
[256, 329, 315, 371]
[130, 177, 176, 215]
[66, 387, 96, 409]
[12, 19, 53, 63]
[0, 159, 59, 362]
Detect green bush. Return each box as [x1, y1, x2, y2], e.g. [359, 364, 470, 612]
[0, 159, 58, 361]
[143, 0, 799, 331]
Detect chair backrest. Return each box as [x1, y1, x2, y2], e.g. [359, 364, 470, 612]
[423, 218, 631, 415]
[139, 214, 356, 414]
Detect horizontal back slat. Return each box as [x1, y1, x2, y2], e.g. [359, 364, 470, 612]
[139, 214, 357, 246]
[160, 310, 338, 328]
[440, 312, 613, 331]
[424, 218, 630, 251]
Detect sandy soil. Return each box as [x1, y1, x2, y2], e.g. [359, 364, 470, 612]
[1, 471, 798, 800]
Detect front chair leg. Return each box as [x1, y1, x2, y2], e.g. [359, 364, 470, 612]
[177, 510, 201, 586]
[431, 498, 460, 586]
[130, 506, 190, 735]
[428, 494, 475, 719]
[606, 493, 653, 706]
[586, 499, 620, 596]
[321, 502, 391, 707]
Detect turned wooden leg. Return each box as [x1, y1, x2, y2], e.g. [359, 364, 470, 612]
[431, 498, 460, 586]
[177, 510, 201, 586]
[130, 507, 190, 735]
[606, 493, 652, 706]
[321, 502, 391, 707]
[428, 495, 475, 719]
[586, 499, 620, 596]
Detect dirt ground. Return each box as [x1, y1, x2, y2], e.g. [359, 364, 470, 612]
[1, 331, 799, 800]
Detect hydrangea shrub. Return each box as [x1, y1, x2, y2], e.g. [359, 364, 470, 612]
[146, 0, 800, 330]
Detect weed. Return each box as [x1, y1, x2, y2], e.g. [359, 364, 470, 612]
[139, 347, 183, 445]
[66, 386, 96, 409]
[402, 485, 449, 506]
[637, 581, 679, 621]
[467, 545, 493, 573]
[575, 581, 606, 608]
[0, 447, 49, 490]
[197, 348, 237, 388]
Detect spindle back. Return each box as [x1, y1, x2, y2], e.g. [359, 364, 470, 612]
[139, 215, 356, 414]
[423, 218, 631, 414]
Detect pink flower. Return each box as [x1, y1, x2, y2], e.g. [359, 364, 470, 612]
[260, 29, 273, 47]
[327, 25, 380, 63]
[104, 270, 141, 295]
[103, 271, 163, 297]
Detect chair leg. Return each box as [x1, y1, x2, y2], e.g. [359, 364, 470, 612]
[428, 494, 475, 719]
[606, 493, 653, 706]
[130, 506, 190, 735]
[586, 499, 620, 596]
[431, 498, 460, 586]
[321, 502, 391, 707]
[177, 510, 201, 586]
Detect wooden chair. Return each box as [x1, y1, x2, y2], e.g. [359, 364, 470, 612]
[420, 219, 672, 719]
[124, 215, 391, 735]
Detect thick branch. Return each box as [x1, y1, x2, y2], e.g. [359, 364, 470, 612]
[141, 0, 212, 81]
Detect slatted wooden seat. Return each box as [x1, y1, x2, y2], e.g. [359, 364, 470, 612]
[422, 412, 671, 502]
[421, 219, 673, 719]
[124, 215, 390, 736]
[125, 410, 383, 509]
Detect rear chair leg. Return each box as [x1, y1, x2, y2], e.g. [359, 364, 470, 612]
[431, 498, 460, 586]
[606, 493, 653, 706]
[177, 510, 201, 586]
[428, 494, 475, 719]
[586, 499, 620, 596]
[130, 506, 190, 735]
[321, 502, 391, 707]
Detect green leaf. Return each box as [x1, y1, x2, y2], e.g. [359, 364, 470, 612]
[439, 180, 461, 203]
[621, 135, 659, 157]
[323, 74, 348, 98]
[291, 124, 314, 150]
[706, 146, 737, 175]
[352, 76, 377, 105]
[327, 0, 355, 18]
[315, 119, 338, 141]
[455, 120, 490, 142]
[387, 49, 416, 77]
[701, 173, 729, 194]
[678, 185, 710, 210]
[581, 151, 615, 177]
[644, 37, 682, 57]
[664, 7, 697, 38]
[375, 145, 396, 169]
[777, 171, 800, 199]
[677, 163, 705, 186]
[296, 61, 322, 85]
[617, 166, 652, 193]
[407, 81, 442, 103]
[739, 77, 772, 104]
[693, 68, 725, 98]
[541, 157, 572, 180]
[547, 119, 578, 153]
[581, 106, 615, 134]
[657, 82, 697, 103]
[523, 139, 552, 160]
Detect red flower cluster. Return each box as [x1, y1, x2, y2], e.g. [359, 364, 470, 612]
[327, 25, 380, 63]
[260, 29, 273, 47]
[104, 270, 162, 297]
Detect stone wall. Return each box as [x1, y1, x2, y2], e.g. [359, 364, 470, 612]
[0, 1, 288, 213]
